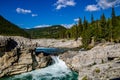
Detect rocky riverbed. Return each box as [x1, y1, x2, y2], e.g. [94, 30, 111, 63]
[0, 36, 120, 80]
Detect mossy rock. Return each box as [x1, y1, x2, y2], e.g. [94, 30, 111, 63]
[94, 68, 100, 73]
[82, 75, 87, 80]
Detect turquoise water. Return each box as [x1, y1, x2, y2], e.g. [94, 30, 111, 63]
[0, 71, 78, 80]
[35, 47, 66, 55]
[0, 56, 78, 80]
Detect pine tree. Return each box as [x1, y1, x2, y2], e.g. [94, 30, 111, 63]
[65, 29, 71, 38]
[75, 24, 79, 40]
[78, 17, 83, 36]
[111, 6, 118, 41]
[111, 6, 116, 28]
[111, 6, 116, 26]
[81, 16, 92, 49]
[107, 18, 113, 41]
[83, 16, 88, 30]
[100, 13, 106, 39]
[91, 14, 94, 24]
[94, 20, 100, 41]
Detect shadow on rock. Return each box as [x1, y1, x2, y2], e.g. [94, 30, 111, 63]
[6, 38, 18, 52]
[0, 38, 18, 57]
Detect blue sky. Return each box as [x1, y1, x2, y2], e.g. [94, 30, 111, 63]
[0, 0, 120, 28]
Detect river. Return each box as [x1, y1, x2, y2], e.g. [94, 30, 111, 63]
[0, 56, 78, 80]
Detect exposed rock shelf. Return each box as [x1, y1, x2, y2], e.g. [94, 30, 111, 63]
[0, 35, 82, 49]
[60, 43, 120, 80]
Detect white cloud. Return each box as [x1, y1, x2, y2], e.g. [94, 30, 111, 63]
[32, 14, 38, 17]
[85, 0, 120, 11]
[34, 24, 74, 28]
[85, 4, 100, 11]
[56, 5, 66, 10]
[61, 23, 74, 28]
[25, 27, 31, 29]
[74, 18, 79, 22]
[16, 8, 32, 14]
[97, 0, 120, 9]
[54, 0, 76, 10]
[16, 8, 38, 17]
[34, 25, 51, 28]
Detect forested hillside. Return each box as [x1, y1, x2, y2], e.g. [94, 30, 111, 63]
[26, 25, 67, 39]
[26, 7, 120, 46]
[0, 15, 29, 37]
[63, 7, 120, 49]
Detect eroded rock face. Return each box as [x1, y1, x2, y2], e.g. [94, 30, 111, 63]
[60, 43, 120, 80]
[0, 37, 18, 57]
[0, 48, 51, 77]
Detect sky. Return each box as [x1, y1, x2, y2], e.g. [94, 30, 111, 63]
[0, 0, 120, 29]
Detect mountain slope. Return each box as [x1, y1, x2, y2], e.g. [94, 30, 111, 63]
[26, 25, 67, 39]
[0, 15, 29, 37]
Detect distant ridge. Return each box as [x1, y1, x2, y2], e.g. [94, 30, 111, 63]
[26, 25, 67, 39]
[0, 15, 29, 37]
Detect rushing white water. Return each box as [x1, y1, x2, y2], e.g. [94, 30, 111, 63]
[2, 56, 78, 80]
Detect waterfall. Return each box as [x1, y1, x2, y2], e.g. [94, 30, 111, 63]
[1, 56, 78, 80]
[51, 56, 60, 63]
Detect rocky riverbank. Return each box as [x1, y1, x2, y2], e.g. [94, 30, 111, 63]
[0, 36, 120, 80]
[0, 47, 51, 77]
[60, 43, 120, 80]
[0, 36, 82, 78]
[0, 36, 82, 49]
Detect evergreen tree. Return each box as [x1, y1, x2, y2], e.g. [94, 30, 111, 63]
[91, 14, 94, 24]
[77, 17, 83, 36]
[83, 16, 88, 30]
[107, 18, 113, 41]
[112, 6, 115, 16]
[111, 6, 116, 33]
[65, 29, 71, 38]
[81, 26, 94, 49]
[92, 20, 99, 41]
[81, 16, 92, 49]
[111, 6, 118, 42]
[70, 24, 78, 40]
[100, 13, 106, 39]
